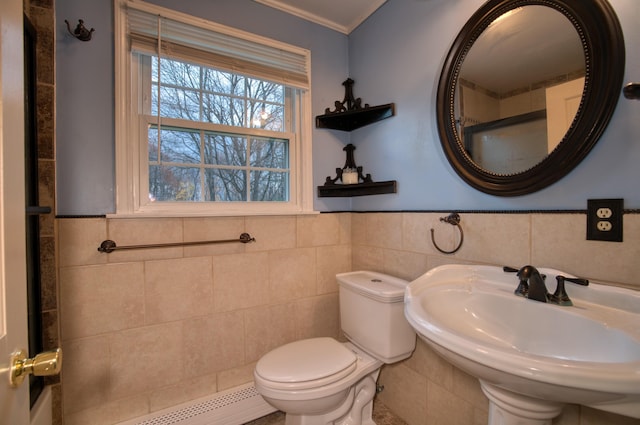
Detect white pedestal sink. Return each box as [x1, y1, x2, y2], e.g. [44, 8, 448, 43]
[404, 264, 640, 425]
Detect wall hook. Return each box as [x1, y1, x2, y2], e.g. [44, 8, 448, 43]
[623, 82, 640, 100]
[65, 19, 94, 42]
[430, 213, 464, 254]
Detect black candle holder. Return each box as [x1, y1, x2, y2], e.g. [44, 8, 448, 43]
[324, 144, 372, 186]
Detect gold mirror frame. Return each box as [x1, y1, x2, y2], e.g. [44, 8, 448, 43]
[437, 0, 625, 196]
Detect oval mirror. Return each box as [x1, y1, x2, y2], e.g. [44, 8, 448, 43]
[437, 0, 625, 196]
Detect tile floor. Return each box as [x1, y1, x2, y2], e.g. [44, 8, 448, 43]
[245, 400, 407, 424]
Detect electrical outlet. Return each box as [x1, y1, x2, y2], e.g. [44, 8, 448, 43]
[587, 199, 623, 242]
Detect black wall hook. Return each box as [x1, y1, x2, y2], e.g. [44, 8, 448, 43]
[65, 19, 94, 42]
[623, 83, 640, 100]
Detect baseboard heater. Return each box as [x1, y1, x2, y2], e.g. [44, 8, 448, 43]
[117, 382, 277, 425]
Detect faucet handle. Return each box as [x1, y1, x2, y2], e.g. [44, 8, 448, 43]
[548, 276, 573, 306]
[564, 276, 589, 286]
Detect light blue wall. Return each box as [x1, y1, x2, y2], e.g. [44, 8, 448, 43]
[56, 0, 352, 215]
[347, 0, 640, 210]
[56, 0, 640, 214]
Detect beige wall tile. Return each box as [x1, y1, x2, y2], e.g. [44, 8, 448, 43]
[427, 380, 475, 425]
[58, 218, 107, 267]
[61, 336, 111, 415]
[532, 214, 640, 288]
[403, 212, 441, 254]
[244, 303, 297, 363]
[183, 216, 247, 256]
[182, 311, 245, 379]
[336, 212, 352, 244]
[59, 262, 145, 340]
[316, 245, 351, 294]
[382, 249, 428, 281]
[245, 216, 296, 252]
[212, 252, 270, 312]
[403, 339, 453, 392]
[351, 213, 367, 245]
[352, 245, 385, 273]
[148, 372, 218, 413]
[268, 248, 317, 303]
[378, 363, 428, 425]
[453, 213, 531, 267]
[64, 394, 149, 425]
[366, 213, 403, 250]
[107, 217, 183, 262]
[144, 256, 214, 323]
[297, 214, 342, 247]
[217, 363, 258, 391]
[294, 294, 339, 340]
[109, 322, 184, 399]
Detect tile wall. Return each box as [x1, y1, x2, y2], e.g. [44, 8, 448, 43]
[57, 214, 351, 424]
[57, 212, 640, 425]
[352, 212, 640, 425]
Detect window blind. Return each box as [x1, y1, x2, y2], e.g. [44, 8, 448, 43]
[125, 1, 310, 89]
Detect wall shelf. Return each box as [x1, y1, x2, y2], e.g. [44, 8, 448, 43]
[315, 78, 395, 131]
[316, 103, 395, 131]
[318, 180, 397, 197]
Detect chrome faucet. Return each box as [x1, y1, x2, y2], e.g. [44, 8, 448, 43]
[505, 265, 589, 306]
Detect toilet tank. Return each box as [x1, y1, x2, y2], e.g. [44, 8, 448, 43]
[338, 271, 416, 363]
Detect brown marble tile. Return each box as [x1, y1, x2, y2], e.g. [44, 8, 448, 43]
[39, 235, 57, 310]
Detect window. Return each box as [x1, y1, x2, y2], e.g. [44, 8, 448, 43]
[114, 0, 313, 216]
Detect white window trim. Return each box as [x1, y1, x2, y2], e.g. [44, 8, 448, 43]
[113, 0, 315, 217]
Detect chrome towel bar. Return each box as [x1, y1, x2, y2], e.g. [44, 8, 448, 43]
[97, 232, 255, 253]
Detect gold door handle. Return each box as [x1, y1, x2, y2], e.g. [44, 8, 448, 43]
[10, 348, 62, 387]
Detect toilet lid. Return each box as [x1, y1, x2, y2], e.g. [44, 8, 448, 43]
[255, 337, 356, 384]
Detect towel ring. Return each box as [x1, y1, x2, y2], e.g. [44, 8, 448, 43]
[430, 213, 464, 254]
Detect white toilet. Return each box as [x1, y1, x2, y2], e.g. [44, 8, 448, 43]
[254, 271, 416, 425]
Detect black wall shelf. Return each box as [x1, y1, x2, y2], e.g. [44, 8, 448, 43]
[316, 103, 395, 132]
[315, 78, 395, 132]
[318, 180, 397, 197]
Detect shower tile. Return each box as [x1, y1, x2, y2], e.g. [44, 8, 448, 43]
[212, 252, 270, 312]
[144, 256, 213, 323]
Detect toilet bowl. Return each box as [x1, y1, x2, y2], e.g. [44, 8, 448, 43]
[254, 271, 416, 425]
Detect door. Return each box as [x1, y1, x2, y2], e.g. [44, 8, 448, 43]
[0, 0, 31, 422]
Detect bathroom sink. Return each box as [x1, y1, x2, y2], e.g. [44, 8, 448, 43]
[404, 264, 640, 423]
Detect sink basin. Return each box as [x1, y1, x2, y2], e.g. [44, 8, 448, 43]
[404, 264, 640, 423]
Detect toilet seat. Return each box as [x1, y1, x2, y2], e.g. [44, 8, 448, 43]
[255, 337, 357, 391]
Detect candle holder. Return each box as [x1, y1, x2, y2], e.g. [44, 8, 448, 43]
[324, 144, 372, 186]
